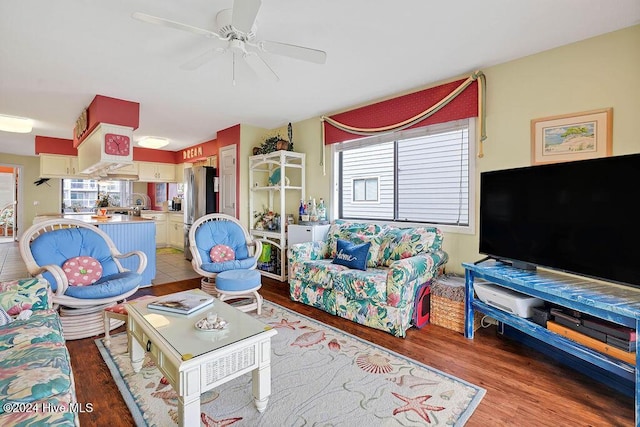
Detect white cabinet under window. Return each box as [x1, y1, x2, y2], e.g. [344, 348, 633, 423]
[138, 162, 177, 182]
[288, 224, 330, 246]
[40, 155, 82, 178]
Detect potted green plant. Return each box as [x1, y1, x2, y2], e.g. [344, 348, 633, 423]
[96, 193, 110, 208]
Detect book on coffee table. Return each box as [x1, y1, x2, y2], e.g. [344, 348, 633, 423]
[147, 291, 214, 315]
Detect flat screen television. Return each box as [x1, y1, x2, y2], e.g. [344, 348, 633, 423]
[479, 153, 639, 288]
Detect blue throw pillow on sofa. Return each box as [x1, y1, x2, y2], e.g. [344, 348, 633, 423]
[332, 238, 370, 271]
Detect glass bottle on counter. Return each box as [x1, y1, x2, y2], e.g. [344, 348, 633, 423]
[298, 199, 305, 222]
[309, 198, 318, 222]
[318, 198, 326, 221]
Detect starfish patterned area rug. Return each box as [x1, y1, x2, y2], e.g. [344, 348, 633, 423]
[96, 300, 485, 426]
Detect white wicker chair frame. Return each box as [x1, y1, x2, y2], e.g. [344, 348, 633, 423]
[188, 213, 262, 294]
[19, 218, 148, 339]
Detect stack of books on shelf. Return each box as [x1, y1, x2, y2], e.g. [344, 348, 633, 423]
[547, 307, 636, 365]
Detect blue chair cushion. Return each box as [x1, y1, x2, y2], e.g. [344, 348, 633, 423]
[216, 269, 261, 292]
[200, 257, 257, 273]
[194, 220, 250, 264]
[62, 272, 141, 299]
[30, 227, 121, 292]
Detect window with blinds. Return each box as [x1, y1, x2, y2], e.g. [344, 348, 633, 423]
[335, 119, 474, 228]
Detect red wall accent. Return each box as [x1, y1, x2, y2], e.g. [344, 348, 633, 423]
[179, 139, 219, 162]
[133, 147, 179, 163]
[324, 79, 478, 145]
[217, 124, 240, 148]
[35, 135, 178, 162]
[35, 136, 77, 155]
[73, 95, 140, 148]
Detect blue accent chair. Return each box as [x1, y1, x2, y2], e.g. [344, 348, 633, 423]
[19, 218, 147, 339]
[188, 214, 262, 293]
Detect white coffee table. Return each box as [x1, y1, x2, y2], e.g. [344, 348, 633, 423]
[126, 289, 277, 426]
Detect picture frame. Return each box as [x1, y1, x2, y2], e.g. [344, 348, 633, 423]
[531, 108, 612, 165]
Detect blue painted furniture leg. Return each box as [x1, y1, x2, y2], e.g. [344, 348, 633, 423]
[464, 269, 474, 339]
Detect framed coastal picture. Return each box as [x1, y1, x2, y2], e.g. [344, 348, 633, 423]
[531, 108, 612, 165]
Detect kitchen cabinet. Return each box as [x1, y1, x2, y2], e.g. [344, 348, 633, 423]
[175, 163, 186, 183]
[168, 213, 184, 249]
[138, 162, 177, 182]
[141, 212, 168, 246]
[113, 162, 138, 176]
[249, 150, 305, 282]
[40, 154, 82, 178]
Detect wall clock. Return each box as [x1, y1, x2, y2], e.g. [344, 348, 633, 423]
[104, 133, 131, 156]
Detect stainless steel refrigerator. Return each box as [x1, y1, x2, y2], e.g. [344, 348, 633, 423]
[184, 166, 217, 260]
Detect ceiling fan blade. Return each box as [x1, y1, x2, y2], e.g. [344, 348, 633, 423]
[132, 12, 221, 40]
[260, 40, 327, 64]
[180, 48, 227, 70]
[232, 0, 262, 33]
[243, 52, 279, 82]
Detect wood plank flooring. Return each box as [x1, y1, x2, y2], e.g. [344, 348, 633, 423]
[66, 277, 634, 426]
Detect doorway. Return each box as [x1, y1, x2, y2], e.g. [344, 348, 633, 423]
[219, 145, 237, 218]
[0, 165, 19, 243]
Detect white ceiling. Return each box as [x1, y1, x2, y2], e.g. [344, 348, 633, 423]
[1, 0, 639, 157]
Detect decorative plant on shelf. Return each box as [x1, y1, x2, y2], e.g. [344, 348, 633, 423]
[258, 136, 281, 154]
[253, 207, 281, 231]
[254, 128, 293, 155]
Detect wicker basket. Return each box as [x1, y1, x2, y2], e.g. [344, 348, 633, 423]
[430, 294, 481, 333]
[430, 275, 481, 333]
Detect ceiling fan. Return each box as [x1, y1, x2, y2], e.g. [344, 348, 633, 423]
[132, 0, 327, 82]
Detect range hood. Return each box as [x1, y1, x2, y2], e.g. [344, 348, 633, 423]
[96, 171, 140, 181]
[77, 123, 134, 175]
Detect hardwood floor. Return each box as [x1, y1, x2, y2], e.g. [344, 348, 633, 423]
[67, 277, 634, 426]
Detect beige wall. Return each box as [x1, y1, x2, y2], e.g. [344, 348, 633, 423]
[239, 124, 269, 228]
[3, 25, 639, 263]
[0, 153, 61, 235]
[276, 24, 640, 275]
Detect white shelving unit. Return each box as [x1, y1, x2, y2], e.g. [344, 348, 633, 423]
[249, 150, 305, 282]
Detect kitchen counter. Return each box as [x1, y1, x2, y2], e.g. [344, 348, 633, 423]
[35, 214, 153, 225]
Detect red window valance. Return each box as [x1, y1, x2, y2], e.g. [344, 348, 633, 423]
[322, 72, 483, 145]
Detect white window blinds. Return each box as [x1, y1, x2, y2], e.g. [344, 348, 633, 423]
[335, 119, 473, 227]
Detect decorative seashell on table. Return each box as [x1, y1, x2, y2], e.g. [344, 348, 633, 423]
[195, 312, 228, 331]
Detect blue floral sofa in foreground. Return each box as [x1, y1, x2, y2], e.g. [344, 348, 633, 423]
[288, 220, 448, 337]
[0, 278, 79, 426]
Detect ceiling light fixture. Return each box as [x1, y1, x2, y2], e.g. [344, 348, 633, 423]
[0, 114, 33, 133]
[138, 136, 169, 149]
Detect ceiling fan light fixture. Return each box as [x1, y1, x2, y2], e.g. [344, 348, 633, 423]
[132, 0, 326, 83]
[0, 114, 33, 133]
[138, 136, 170, 149]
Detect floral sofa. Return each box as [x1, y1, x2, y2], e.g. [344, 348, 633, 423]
[288, 220, 448, 337]
[0, 278, 79, 426]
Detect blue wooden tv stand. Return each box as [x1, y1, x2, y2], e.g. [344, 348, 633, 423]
[463, 261, 640, 424]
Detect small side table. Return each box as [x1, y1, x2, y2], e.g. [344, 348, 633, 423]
[103, 295, 156, 346]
